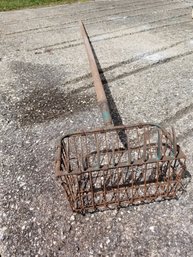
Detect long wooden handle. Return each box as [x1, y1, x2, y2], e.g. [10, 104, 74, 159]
[80, 21, 112, 126]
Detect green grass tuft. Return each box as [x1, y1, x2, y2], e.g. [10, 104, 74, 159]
[0, 0, 85, 11]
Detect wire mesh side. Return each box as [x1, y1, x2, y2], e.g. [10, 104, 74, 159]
[60, 158, 185, 212]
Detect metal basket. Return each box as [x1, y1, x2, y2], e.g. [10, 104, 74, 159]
[55, 124, 186, 213]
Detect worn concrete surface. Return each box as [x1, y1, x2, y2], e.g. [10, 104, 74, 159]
[1, 0, 193, 256]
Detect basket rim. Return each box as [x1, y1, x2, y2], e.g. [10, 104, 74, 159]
[55, 123, 186, 177]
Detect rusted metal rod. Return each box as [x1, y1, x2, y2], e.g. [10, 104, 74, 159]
[79, 20, 112, 126]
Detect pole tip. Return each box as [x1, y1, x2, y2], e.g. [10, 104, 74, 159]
[79, 20, 84, 27]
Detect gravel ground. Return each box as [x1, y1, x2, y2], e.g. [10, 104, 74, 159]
[1, 0, 193, 256]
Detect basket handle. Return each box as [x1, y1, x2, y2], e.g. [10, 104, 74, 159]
[80, 21, 112, 126]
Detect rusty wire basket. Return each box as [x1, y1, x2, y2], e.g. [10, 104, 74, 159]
[56, 124, 186, 213]
[55, 22, 186, 213]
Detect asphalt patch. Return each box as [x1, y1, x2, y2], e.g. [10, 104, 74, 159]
[9, 61, 96, 126]
[14, 87, 96, 126]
